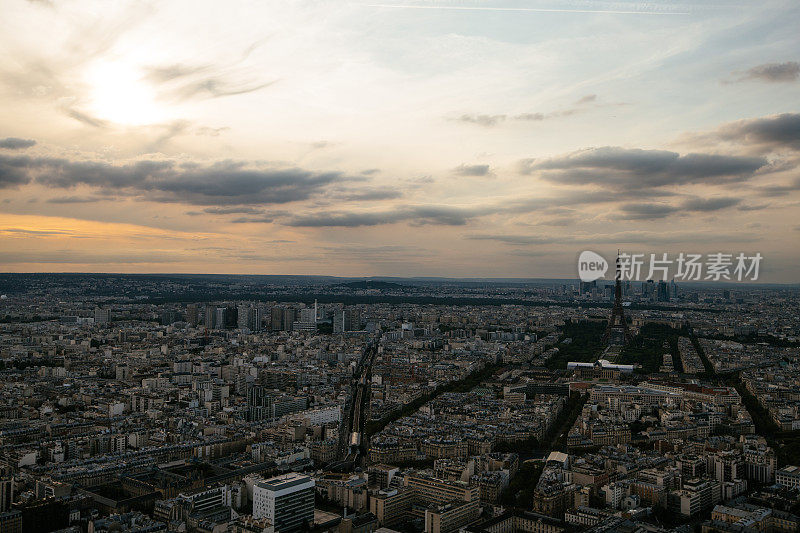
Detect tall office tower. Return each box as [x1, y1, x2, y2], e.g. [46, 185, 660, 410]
[270, 307, 283, 331]
[186, 304, 199, 327]
[670, 279, 678, 299]
[237, 306, 249, 330]
[215, 307, 226, 330]
[333, 307, 362, 333]
[159, 309, 180, 326]
[204, 306, 216, 329]
[641, 279, 655, 300]
[94, 307, 110, 325]
[247, 385, 274, 422]
[238, 306, 261, 331]
[281, 308, 297, 331]
[253, 474, 315, 533]
[253, 307, 262, 331]
[293, 307, 317, 332]
[0, 478, 14, 512]
[224, 306, 238, 329]
[579, 280, 596, 295]
[657, 280, 670, 302]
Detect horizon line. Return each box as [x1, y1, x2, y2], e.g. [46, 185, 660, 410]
[1, 272, 798, 286]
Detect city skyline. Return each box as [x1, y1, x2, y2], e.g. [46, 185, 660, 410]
[1, 0, 799, 280]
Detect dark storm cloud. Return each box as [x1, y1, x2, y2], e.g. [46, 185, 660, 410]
[452, 164, 492, 177]
[681, 196, 741, 211]
[230, 216, 275, 224]
[734, 62, 800, 83]
[0, 155, 34, 188]
[0, 138, 36, 150]
[467, 231, 758, 246]
[0, 154, 355, 206]
[620, 203, 679, 219]
[286, 205, 489, 227]
[46, 195, 103, 204]
[200, 206, 266, 215]
[327, 187, 403, 201]
[715, 113, 800, 151]
[467, 234, 557, 245]
[757, 178, 800, 197]
[620, 197, 740, 220]
[519, 147, 767, 188]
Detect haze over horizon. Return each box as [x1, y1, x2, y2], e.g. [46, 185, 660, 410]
[1, 0, 799, 281]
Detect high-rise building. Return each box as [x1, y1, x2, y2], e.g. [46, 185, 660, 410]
[204, 306, 216, 329]
[247, 385, 274, 422]
[253, 473, 315, 533]
[271, 307, 296, 331]
[642, 279, 655, 300]
[94, 307, 110, 325]
[0, 510, 21, 533]
[160, 309, 181, 325]
[579, 280, 596, 296]
[334, 307, 362, 333]
[186, 304, 199, 327]
[293, 307, 317, 332]
[0, 478, 14, 512]
[657, 280, 670, 302]
[238, 306, 261, 331]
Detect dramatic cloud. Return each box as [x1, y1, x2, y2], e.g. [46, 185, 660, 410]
[468, 230, 759, 246]
[198, 206, 266, 215]
[681, 196, 741, 211]
[327, 187, 403, 201]
[467, 234, 557, 245]
[757, 178, 800, 197]
[286, 205, 489, 227]
[714, 113, 800, 151]
[733, 62, 800, 83]
[46, 195, 103, 204]
[620, 203, 679, 219]
[0, 138, 36, 150]
[520, 147, 768, 188]
[620, 197, 740, 220]
[452, 164, 493, 177]
[0, 155, 34, 188]
[230, 216, 275, 224]
[0, 154, 355, 206]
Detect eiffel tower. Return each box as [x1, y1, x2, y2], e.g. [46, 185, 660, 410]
[604, 253, 632, 346]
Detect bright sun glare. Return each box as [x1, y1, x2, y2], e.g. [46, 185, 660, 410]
[85, 60, 165, 126]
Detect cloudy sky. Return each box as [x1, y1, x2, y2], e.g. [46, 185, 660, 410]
[1, 0, 799, 280]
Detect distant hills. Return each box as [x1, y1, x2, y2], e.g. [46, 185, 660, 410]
[333, 280, 407, 290]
